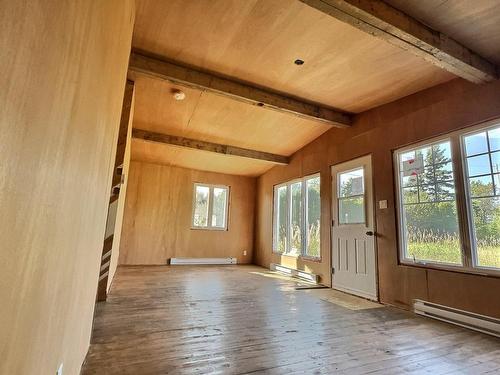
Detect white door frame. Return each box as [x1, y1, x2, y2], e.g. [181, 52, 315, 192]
[330, 154, 379, 301]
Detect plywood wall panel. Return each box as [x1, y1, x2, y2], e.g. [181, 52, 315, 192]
[254, 77, 500, 317]
[119, 162, 256, 265]
[0, 1, 134, 374]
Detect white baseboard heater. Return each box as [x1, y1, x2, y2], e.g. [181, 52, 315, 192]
[414, 299, 500, 338]
[270, 263, 319, 284]
[170, 257, 237, 265]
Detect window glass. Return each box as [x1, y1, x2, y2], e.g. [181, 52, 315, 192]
[397, 141, 462, 265]
[276, 185, 288, 253]
[338, 168, 365, 224]
[193, 185, 210, 227]
[463, 126, 500, 269]
[212, 188, 227, 228]
[305, 177, 321, 258]
[464, 132, 488, 156]
[273, 175, 321, 258]
[290, 182, 303, 256]
[192, 184, 229, 230]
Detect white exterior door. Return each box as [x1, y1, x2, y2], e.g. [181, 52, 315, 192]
[331, 155, 378, 300]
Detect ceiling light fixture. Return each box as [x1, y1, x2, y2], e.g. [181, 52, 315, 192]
[172, 89, 186, 101]
[294, 59, 305, 65]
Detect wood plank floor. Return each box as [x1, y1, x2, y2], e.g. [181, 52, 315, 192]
[82, 265, 500, 374]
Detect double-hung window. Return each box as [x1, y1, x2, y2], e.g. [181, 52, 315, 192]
[192, 183, 229, 230]
[273, 174, 321, 258]
[394, 120, 500, 273]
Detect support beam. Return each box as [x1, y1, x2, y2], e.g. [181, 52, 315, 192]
[300, 0, 498, 83]
[132, 129, 290, 165]
[129, 52, 351, 128]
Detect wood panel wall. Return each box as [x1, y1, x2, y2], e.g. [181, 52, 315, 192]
[119, 161, 256, 265]
[0, 1, 134, 374]
[107, 88, 135, 292]
[254, 78, 500, 318]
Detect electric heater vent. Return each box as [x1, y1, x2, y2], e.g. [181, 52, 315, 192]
[414, 299, 500, 338]
[170, 257, 237, 265]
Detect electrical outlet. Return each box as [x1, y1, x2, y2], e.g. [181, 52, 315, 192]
[379, 200, 388, 209]
[243, 250, 247, 256]
[56, 363, 63, 375]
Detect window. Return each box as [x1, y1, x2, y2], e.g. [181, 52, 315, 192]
[273, 174, 321, 258]
[394, 120, 500, 273]
[192, 183, 229, 230]
[338, 168, 365, 224]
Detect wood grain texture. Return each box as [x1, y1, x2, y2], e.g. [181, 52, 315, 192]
[131, 139, 277, 177]
[386, 0, 500, 66]
[300, 0, 498, 83]
[132, 0, 454, 113]
[254, 77, 500, 318]
[82, 265, 500, 374]
[119, 162, 256, 265]
[0, 1, 134, 374]
[132, 128, 290, 165]
[107, 84, 135, 292]
[129, 51, 352, 127]
[129, 74, 332, 175]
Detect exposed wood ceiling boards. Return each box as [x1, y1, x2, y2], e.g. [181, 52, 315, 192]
[133, 0, 453, 113]
[385, 0, 500, 66]
[130, 75, 332, 157]
[299, 0, 498, 83]
[131, 139, 274, 177]
[132, 128, 290, 165]
[129, 51, 351, 127]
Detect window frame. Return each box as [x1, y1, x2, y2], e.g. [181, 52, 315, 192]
[191, 183, 230, 231]
[393, 119, 500, 276]
[272, 173, 321, 260]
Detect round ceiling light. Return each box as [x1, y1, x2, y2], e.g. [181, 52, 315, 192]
[172, 89, 186, 101]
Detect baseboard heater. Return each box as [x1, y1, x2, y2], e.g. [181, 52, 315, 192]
[414, 299, 500, 338]
[170, 257, 237, 265]
[270, 263, 319, 284]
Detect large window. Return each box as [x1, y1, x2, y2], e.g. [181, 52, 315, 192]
[395, 120, 500, 273]
[273, 174, 321, 258]
[192, 183, 229, 230]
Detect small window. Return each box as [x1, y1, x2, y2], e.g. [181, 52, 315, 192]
[463, 126, 500, 269]
[338, 168, 365, 224]
[273, 174, 321, 258]
[192, 183, 229, 230]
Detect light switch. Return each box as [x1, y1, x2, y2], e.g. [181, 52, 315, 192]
[379, 200, 388, 209]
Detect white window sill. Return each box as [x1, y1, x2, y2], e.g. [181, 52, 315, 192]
[400, 259, 500, 278]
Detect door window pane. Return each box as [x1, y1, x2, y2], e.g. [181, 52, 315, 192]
[397, 140, 462, 265]
[464, 125, 500, 269]
[290, 182, 302, 255]
[305, 177, 320, 257]
[339, 196, 365, 224]
[338, 168, 365, 224]
[212, 188, 227, 228]
[193, 186, 210, 227]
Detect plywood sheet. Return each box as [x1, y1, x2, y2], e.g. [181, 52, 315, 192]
[133, 0, 454, 113]
[132, 139, 275, 176]
[119, 161, 256, 265]
[131, 74, 332, 155]
[386, 0, 500, 65]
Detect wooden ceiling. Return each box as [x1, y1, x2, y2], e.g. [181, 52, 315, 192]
[130, 0, 497, 176]
[385, 0, 500, 66]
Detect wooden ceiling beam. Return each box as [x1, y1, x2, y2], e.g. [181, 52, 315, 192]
[132, 129, 290, 165]
[129, 51, 352, 127]
[300, 0, 498, 83]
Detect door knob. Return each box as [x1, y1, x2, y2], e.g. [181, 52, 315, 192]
[366, 231, 375, 236]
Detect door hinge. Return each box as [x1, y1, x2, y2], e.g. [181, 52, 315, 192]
[331, 219, 335, 227]
[332, 267, 335, 274]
